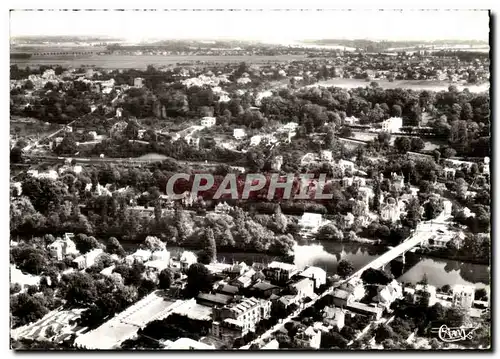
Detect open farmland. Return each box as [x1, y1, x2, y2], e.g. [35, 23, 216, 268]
[11, 54, 312, 69]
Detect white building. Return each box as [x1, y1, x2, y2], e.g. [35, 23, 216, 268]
[47, 233, 79, 261]
[381, 117, 403, 133]
[298, 213, 324, 233]
[338, 159, 355, 174]
[73, 248, 104, 270]
[372, 279, 403, 309]
[280, 122, 299, 133]
[233, 128, 246, 140]
[344, 116, 359, 125]
[295, 326, 321, 349]
[320, 150, 333, 162]
[250, 135, 262, 146]
[299, 266, 327, 289]
[200, 117, 216, 128]
[125, 249, 152, 265]
[180, 251, 198, 272]
[452, 285, 475, 309]
[381, 197, 401, 223]
[133, 77, 144, 88]
[483, 157, 490, 175]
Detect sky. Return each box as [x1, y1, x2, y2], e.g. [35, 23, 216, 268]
[10, 9, 490, 43]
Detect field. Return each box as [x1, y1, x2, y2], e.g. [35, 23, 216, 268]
[311, 78, 490, 93]
[11, 54, 311, 69]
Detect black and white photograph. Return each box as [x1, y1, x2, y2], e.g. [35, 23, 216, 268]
[8, 8, 492, 351]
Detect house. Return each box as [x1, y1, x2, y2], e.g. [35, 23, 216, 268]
[381, 117, 403, 133]
[299, 266, 327, 289]
[271, 156, 284, 171]
[301, 153, 317, 166]
[346, 302, 384, 320]
[248, 281, 281, 299]
[344, 116, 359, 125]
[125, 249, 152, 265]
[391, 172, 405, 190]
[332, 289, 354, 307]
[72, 248, 104, 270]
[200, 117, 216, 128]
[280, 122, 299, 133]
[211, 297, 271, 344]
[133, 77, 144, 88]
[372, 279, 403, 309]
[233, 128, 246, 140]
[342, 213, 355, 229]
[322, 306, 346, 330]
[290, 278, 315, 301]
[452, 285, 475, 309]
[47, 233, 79, 260]
[409, 284, 437, 306]
[180, 251, 197, 272]
[381, 197, 401, 223]
[298, 213, 324, 233]
[206, 263, 233, 275]
[196, 293, 233, 308]
[483, 157, 490, 175]
[116, 107, 123, 118]
[265, 262, 298, 284]
[333, 279, 366, 306]
[233, 268, 256, 288]
[338, 159, 355, 174]
[250, 135, 262, 146]
[216, 284, 240, 296]
[320, 150, 333, 162]
[294, 326, 321, 349]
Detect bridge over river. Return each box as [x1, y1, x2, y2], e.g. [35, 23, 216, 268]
[247, 201, 452, 348]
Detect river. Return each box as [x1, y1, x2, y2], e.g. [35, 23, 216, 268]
[128, 239, 490, 292]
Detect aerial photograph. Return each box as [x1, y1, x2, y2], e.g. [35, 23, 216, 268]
[9, 9, 491, 351]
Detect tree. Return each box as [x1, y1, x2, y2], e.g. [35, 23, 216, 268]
[394, 137, 411, 154]
[10, 293, 49, 328]
[185, 263, 213, 297]
[143, 236, 166, 252]
[410, 137, 425, 152]
[106, 237, 125, 256]
[375, 324, 396, 344]
[337, 259, 354, 279]
[391, 104, 402, 117]
[22, 177, 67, 214]
[316, 224, 344, 241]
[63, 272, 98, 307]
[158, 269, 173, 290]
[361, 268, 393, 285]
[202, 228, 217, 264]
[475, 288, 488, 301]
[423, 197, 444, 220]
[54, 136, 77, 156]
[339, 127, 353, 138]
[74, 234, 100, 254]
[10, 147, 24, 163]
